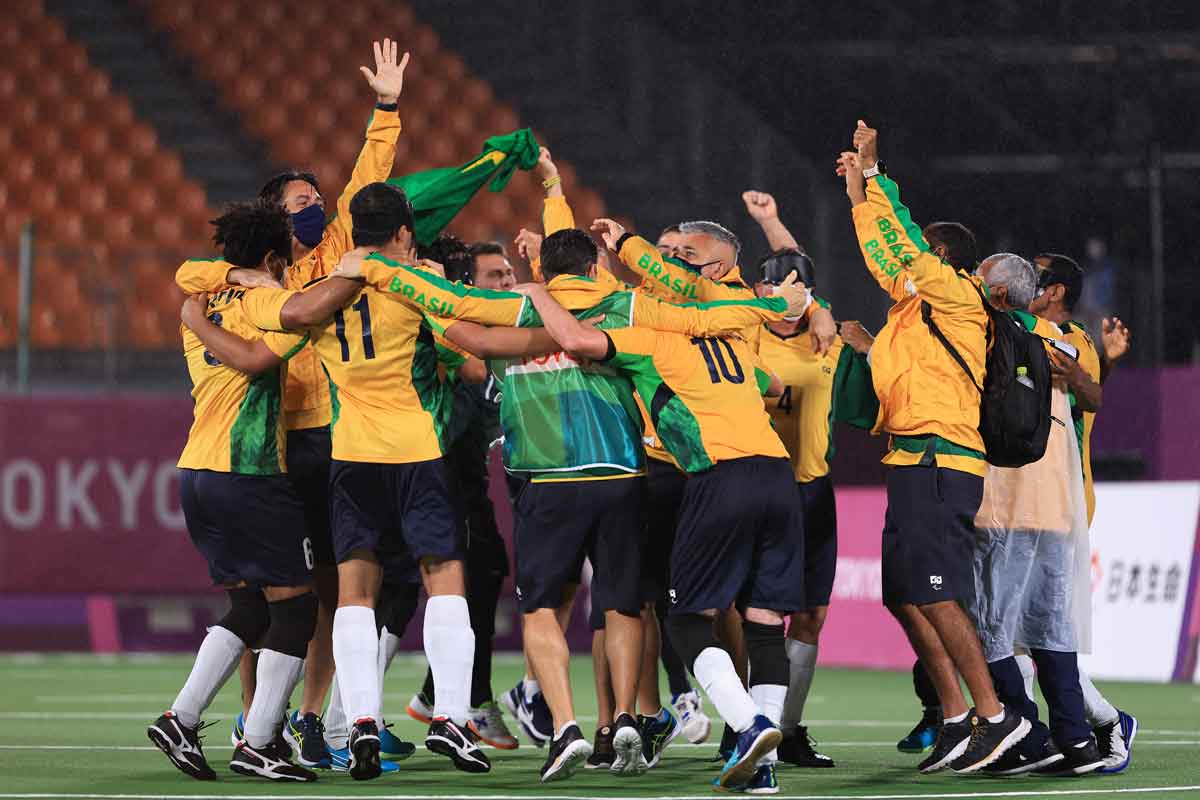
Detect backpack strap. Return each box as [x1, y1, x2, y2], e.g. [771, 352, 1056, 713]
[921, 300, 984, 395]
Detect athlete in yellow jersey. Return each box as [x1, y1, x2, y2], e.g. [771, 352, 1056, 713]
[152, 202, 329, 784]
[843, 122, 1030, 772]
[173, 40, 409, 762]
[519, 275, 811, 791]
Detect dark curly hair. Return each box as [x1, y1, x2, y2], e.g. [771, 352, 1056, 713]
[210, 199, 293, 268]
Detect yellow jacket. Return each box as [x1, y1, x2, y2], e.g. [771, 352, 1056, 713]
[850, 174, 989, 477]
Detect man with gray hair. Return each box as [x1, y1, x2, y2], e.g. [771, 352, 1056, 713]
[968, 254, 1105, 776]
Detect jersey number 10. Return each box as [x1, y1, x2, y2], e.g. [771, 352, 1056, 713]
[334, 295, 376, 362]
[690, 337, 744, 384]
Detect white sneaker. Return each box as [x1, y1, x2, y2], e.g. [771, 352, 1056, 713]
[672, 690, 712, 745]
[406, 692, 434, 725]
[468, 701, 519, 750]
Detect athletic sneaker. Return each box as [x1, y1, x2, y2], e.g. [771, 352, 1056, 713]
[347, 719, 382, 781]
[425, 716, 490, 773]
[982, 737, 1063, 776]
[229, 739, 317, 782]
[897, 706, 941, 753]
[379, 723, 416, 760]
[229, 711, 245, 746]
[329, 746, 400, 773]
[500, 681, 552, 747]
[147, 711, 216, 781]
[610, 713, 648, 776]
[671, 690, 712, 744]
[638, 707, 681, 768]
[712, 723, 738, 762]
[917, 715, 971, 773]
[585, 726, 614, 769]
[1096, 710, 1137, 774]
[283, 711, 331, 768]
[718, 715, 783, 790]
[1035, 738, 1104, 776]
[712, 761, 779, 794]
[949, 708, 1032, 773]
[468, 701, 519, 750]
[540, 723, 592, 783]
[406, 691, 434, 725]
[777, 724, 834, 768]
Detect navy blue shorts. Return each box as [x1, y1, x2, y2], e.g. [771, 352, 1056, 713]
[513, 477, 645, 616]
[798, 476, 838, 609]
[881, 465, 983, 607]
[286, 426, 334, 567]
[643, 457, 686, 602]
[179, 468, 312, 589]
[669, 456, 805, 616]
[329, 458, 463, 580]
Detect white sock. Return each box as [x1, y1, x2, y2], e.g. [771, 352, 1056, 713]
[324, 674, 348, 750]
[332, 606, 380, 726]
[424, 595, 475, 725]
[986, 709, 1005, 724]
[378, 626, 402, 701]
[1079, 667, 1119, 727]
[243, 649, 304, 748]
[693, 646, 759, 733]
[555, 720, 578, 739]
[1015, 653, 1036, 701]
[945, 710, 968, 724]
[780, 639, 817, 728]
[523, 677, 541, 697]
[749, 683, 787, 765]
[171, 625, 245, 728]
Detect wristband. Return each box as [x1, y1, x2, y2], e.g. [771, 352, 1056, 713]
[863, 164, 881, 179]
[375, 101, 399, 112]
[542, 175, 561, 190]
[614, 232, 635, 253]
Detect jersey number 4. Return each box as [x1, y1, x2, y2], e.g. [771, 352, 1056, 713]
[690, 337, 744, 384]
[334, 295, 376, 362]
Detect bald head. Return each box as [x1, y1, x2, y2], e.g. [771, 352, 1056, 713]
[978, 252, 1036, 311]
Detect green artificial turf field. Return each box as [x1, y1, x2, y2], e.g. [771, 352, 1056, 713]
[0, 652, 1196, 799]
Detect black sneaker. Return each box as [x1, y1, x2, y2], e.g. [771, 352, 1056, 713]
[637, 708, 681, 768]
[1035, 738, 1105, 776]
[585, 726, 614, 769]
[540, 723, 592, 783]
[230, 739, 317, 782]
[347, 718, 381, 781]
[610, 713, 647, 776]
[283, 711, 331, 768]
[982, 737, 1063, 776]
[147, 712, 216, 781]
[917, 715, 972, 773]
[897, 706, 942, 753]
[711, 723, 738, 762]
[425, 716, 491, 773]
[778, 724, 835, 768]
[949, 708, 1032, 773]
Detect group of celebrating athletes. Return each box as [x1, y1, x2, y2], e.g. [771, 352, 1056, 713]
[145, 41, 1138, 793]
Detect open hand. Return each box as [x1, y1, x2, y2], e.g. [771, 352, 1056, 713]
[1101, 316, 1131, 362]
[418, 258, 445, 278]
[511, 281, 548, 298]
[809, 306, 837, 356]
[769, 271, 810, 317]
[590, 218, 626, 251]
[331, 248, 369, 280]
[226, 268, 282, 290]
[181, 292, 209, 328]
[514, 228, 543, 262]
[360, 39, 409, 105]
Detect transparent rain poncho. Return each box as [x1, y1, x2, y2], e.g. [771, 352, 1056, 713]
[968, 384, 1092, 661]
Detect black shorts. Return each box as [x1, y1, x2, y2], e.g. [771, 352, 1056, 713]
[286, 426, 334, 567]
[798, 476, 838, 609]
[669, 456, 805, 616]
[643, 457, 686, 602]
[329, 458, 463, 581]
[179, 468, 311, 589]
[514, 477, 645, 616]
[881, 464, 984, 607]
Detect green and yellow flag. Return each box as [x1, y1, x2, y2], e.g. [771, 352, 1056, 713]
[387, 128, 541, 245]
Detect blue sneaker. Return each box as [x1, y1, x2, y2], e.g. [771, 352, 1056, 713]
[710, 762, 778, 795]
[718, 716, 782, 790]
[229, 712, 245, 746]
[1096, 710, 1138, 774]
[500, 682, 551, 747]
[379, 723, 416, 761]
[329, 746, 400, 774]
[897, 707, 941, 753]
[282, 711, 331, 768]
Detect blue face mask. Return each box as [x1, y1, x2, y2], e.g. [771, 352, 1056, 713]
[291, 204, 326, 248]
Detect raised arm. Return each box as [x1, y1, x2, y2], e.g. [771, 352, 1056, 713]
[742, 191, 801, 251]
[517, 283, 610, 360]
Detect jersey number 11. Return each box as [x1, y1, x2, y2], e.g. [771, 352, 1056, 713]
[334, 295, 376, 362]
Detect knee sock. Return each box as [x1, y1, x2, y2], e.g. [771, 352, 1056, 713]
[669, 612, 758, 732]
[243, 650, 305, 748]
[1078, 667, 1119, 727]
[333, 605, 380, 726]
[378, 626, 402, 701]
[912, 659, 940, 712]
[171, 625, 245, 728]
[780, 638, 817, 728]
[324, 674, 348, 750]
[744, 620, 788, 763]
[424, 595, 475, 725]
[657, 598, 693, 697]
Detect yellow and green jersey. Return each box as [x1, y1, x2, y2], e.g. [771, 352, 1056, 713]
[759, 325, 845, 483]
[1060, 320, 1101, 524]
[177, 285, 308, 474]
[600, 326, 787, 473]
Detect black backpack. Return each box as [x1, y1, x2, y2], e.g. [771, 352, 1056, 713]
[921, 282, 1052, 468]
